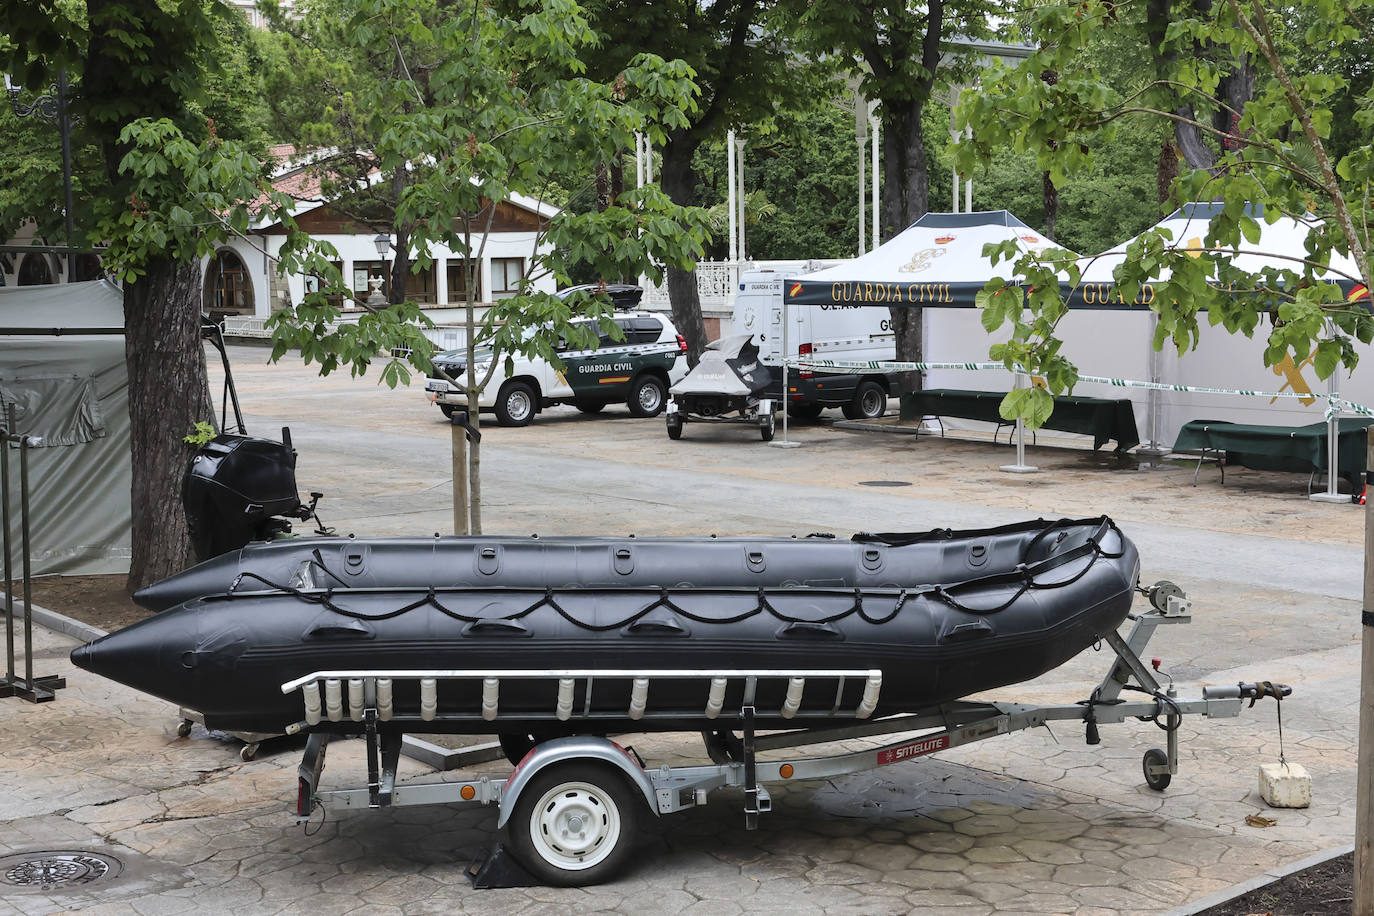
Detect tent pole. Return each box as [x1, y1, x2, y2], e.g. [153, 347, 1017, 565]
[1000, 371, 1038, 473]
[1313, 359, 1348, 502]
[1137, 314, 1169, 459]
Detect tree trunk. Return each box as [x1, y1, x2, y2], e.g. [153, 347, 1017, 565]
[659, 140, 708, 364]
[880, 99, 931, 395]
[124, 256, 210, 591]
[1042, 171, 1059, 240]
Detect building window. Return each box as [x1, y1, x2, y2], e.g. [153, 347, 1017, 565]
[445, 259, 481, 304]
[204, 250, 253, 314]
[17, 253, 53, 286]
[492, 258, 524, 300]
[351, 260, 388, 306]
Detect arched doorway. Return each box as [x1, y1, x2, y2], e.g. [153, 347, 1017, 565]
[17, 253, 54, 286]
[204, 249, 254, 316]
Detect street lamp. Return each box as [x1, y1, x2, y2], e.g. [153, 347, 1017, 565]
[369, 232, 392, 308]
[5, 71, 78, 283]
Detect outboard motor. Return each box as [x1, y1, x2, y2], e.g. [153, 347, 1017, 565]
[183, 427, 327, 562]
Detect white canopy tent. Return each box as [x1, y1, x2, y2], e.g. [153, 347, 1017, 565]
[1076, 204, 1370, 497]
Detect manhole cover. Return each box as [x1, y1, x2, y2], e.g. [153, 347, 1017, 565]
[857, 480, 912, 487]
[0, 850, 122, 890]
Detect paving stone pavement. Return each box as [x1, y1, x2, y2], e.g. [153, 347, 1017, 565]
[0, 348, 1363, 914]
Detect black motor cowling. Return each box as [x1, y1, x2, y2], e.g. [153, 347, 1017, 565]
[183, 431, 303, 562]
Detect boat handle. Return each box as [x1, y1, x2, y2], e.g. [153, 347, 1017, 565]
[305, 621, 373, 639]
[777, 621, 844, 640]
[624, 618, 688, 636]
[943, 620, 994, 643]
[462, 618, 531, 637]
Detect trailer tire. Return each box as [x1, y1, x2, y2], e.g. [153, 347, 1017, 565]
[504, 761, 641, 886]
[666, 413, 683, 440]
[1142, 747, 1171, 790]
[760, 410, 776, 442]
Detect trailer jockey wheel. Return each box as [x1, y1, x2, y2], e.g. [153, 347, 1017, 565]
[701, 729, 744, 764]
[760, 410, 776, 442]
[1142, 747, 1172, 790]
[504, 761, 641, 886]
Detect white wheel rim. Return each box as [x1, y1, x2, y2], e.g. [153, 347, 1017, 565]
[862, 389, 882, 415]
[528, 780, 622, 871]
[638, 384, 660, 411]
[508, 391, 531, 420]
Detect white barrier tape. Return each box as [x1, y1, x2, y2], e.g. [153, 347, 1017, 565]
[791, 357, 1374, 419]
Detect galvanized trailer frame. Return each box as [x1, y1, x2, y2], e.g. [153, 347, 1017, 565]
[665, 395, 777, 441]
[287, 585, 1288, 886]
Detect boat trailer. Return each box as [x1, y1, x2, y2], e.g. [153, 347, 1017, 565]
[288, 582, 1290, 887]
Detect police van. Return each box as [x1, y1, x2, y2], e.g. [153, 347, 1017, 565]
[732, 268, 897, 420]
[425, 305, 688, 427]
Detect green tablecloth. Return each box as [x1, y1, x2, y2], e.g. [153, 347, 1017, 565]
[900, 388, 1140, 452]
[1172, 418, 1374, 482]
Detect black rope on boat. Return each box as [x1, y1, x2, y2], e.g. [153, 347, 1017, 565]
[212, 517, 1129, 630]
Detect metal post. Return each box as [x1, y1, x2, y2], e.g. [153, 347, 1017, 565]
[855, 96, 866, 255]
[58, 69, 75, 283]
[1000, 372, 1038, 473]
[726, 130, 737, 263]
[1357, 426, 1374, 914]
[1313, 359, 1347, 502]
[736, 139, 747, 263]
[1, 404, 13, 697]
[451, 412, 470, 535]
[0, 404, 63, 703]
[771, 299, 800, 449]
[1136, 314, 1169, 458]
[870, 108, 879, 251]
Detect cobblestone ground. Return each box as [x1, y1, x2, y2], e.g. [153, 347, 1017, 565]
[0, 349, 1361, 914]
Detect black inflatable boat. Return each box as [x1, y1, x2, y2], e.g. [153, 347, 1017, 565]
[72, 516, 1138, 735]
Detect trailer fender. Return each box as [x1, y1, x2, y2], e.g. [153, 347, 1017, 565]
[497, 736, 659, 828]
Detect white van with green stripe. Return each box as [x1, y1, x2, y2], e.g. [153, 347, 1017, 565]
[426, 311, 689, 427]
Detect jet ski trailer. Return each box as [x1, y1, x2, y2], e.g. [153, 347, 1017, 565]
[290, 581, 1289, 888]
[665, 334, 778, 441]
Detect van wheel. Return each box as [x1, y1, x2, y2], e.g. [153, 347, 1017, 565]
[843, 381, 887, 420]
[575, 401, 606, 415]
[788, 402, 824, 421]
[439, 404, 457, 419]
[503, 761, 641, 886]
[495, 381, 537, 427]
[627, 375, 667, 418]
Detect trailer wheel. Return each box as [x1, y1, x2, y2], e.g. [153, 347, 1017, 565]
[666, 413, 683, 440]
[760, 410, 776, 442]
[1142, 747, 1171, 790]
[504, 761, 641, 886]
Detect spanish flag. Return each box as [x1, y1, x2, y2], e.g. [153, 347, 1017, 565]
[1347, 284, 1368, 303]
[788, 282, 803, 298]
